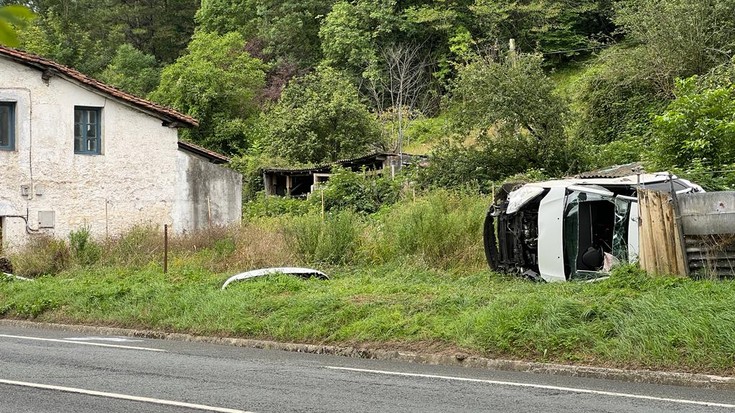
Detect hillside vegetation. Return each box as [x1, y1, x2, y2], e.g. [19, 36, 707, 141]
[7, 0, 735, 191]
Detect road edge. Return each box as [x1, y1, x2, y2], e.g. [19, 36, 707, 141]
[2, 319, 734, 390]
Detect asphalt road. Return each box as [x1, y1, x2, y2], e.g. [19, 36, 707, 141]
[1, 324, 734, 412]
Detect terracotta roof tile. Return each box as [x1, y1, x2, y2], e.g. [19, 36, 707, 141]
[177, 141, 230, 164]
[0, 46, 198, 127]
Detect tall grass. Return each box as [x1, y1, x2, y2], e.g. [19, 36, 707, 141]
[362, 190, 488, 269]
[9, 235, 71, 277]
[7, 190, 488, 276]
[8, 223, 299, 277]
[287, 210, 362, 265]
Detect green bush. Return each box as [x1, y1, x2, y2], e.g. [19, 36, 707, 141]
[244, 194, 315, 218]
[69, 226, 101, 267]
[312, 166, 401, 214]
[445, 53, 578, 179]
[229, 153, 292, 202]
[648, 77, 735, 189]
[262, 67, 383, 164]
[417, 139, 501, 193]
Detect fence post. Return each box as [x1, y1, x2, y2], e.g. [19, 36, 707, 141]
[164, 224, 168, 274]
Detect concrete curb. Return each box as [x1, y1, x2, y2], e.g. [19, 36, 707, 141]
[3, 319, 734, 390]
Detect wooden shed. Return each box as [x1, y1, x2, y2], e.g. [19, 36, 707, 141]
[262, 153, 411, 197]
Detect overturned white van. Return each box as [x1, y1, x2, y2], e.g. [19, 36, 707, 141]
[483, 173, 703, 282]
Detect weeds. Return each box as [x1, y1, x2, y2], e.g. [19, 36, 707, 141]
[9, 235, 70, 277]
[69, 226, 101, 267]
[361, 190, 488, 270]
[287, 210, 361, 265]
[4, 191, 735, 374]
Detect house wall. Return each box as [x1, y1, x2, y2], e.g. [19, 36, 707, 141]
[0, 57, 179, 250]
[173, 151, 242, 232]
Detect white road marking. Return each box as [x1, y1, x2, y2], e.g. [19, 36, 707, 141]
[0, 334, 165, 352]
[66, 336, 144, 343]
[0, 379, 253, 413]
[326, 366, 735, 409]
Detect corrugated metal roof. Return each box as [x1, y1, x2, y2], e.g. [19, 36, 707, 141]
[0, 46, 198, 128]
[576, 162, 644, 179]
[262, 152, 398, 174]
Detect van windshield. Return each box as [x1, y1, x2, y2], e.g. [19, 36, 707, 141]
[563, 191, 616, 280]
[612, 198, 631, 262]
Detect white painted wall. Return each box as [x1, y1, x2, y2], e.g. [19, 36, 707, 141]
[174, 151, 242, 232]
[0, 57, 240, 252]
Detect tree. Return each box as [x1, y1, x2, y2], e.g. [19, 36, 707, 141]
[446, 52, 577, 177]
[0, 4, 34, 46]
[365, 43, 434, 155]
[149, 31, 266, 155]
[470, 0, 615, 60]
[99, 44, 160, 97]
[22, 0, 197, 63]
[100, 0, 199, 64]
[319, 0, 394, 75]
[615, 0, 735, 96]
[263, 66, 383, 164]
[19, 10, 112, 75]
[197, 0, 336, 68]
[650, 76, 735, 189]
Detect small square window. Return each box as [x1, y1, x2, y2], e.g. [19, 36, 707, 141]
[74, 106, 102, 155]
[0, 102, 15, 151]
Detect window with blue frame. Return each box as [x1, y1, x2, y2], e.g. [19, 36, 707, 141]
[0, 102, 15, 151]
[74, 106, 101, 154]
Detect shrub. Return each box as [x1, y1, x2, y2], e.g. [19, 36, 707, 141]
[229, 152, 292, 202]
[69, 226, 101, 267]
[243, 195, 315, 219]
[445, 53, 577, 178]
[311, 166, 401, 214]
[647, 77, 735, 190]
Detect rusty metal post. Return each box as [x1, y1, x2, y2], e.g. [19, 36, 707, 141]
[164, 224, 169, 274]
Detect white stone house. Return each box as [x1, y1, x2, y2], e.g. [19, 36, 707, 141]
[0, 46, 242, 252]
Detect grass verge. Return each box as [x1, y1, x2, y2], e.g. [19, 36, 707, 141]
[2, 264, 734, 375]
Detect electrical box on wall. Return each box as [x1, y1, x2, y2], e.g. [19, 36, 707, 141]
[38, 211, 55, 228]
[19, 184, 44, 199]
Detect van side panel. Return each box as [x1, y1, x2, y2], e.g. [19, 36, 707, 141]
[628, 202, 639, 262]
[537, 187, 567, 282]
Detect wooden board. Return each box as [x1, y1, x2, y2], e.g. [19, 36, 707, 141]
[638, 190, 687, 276]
